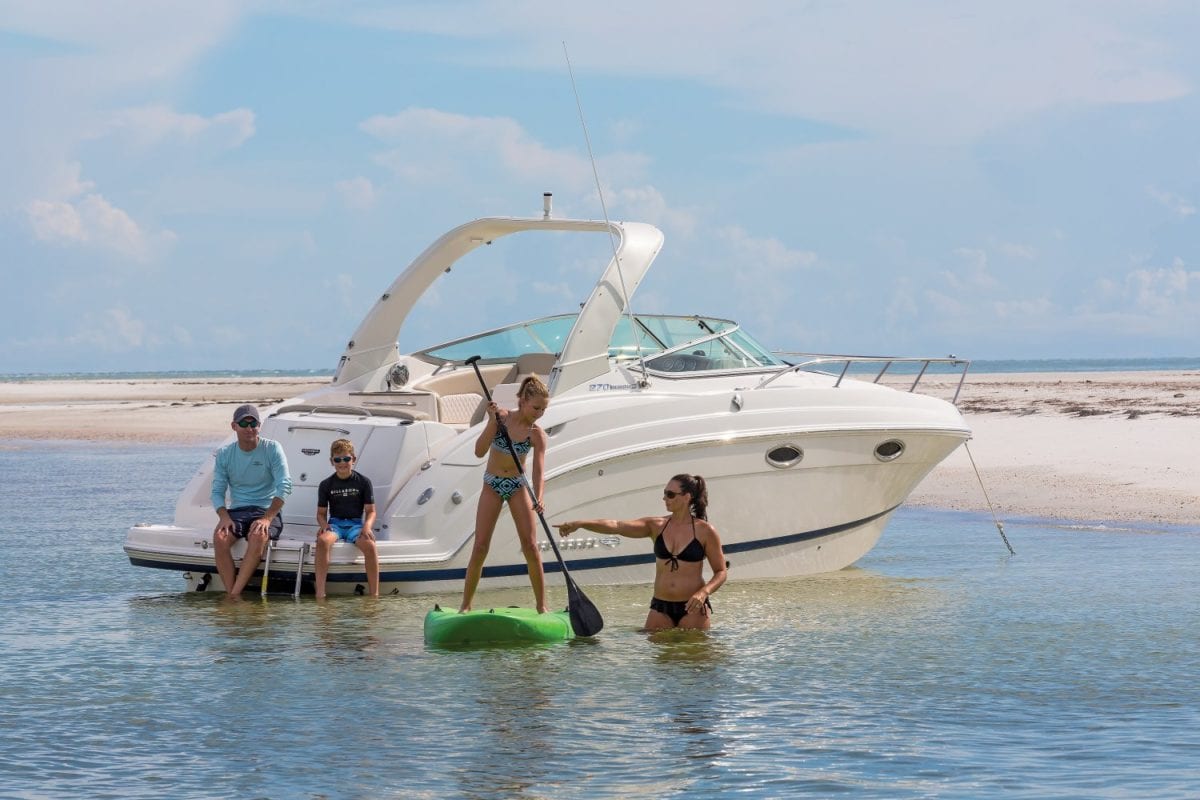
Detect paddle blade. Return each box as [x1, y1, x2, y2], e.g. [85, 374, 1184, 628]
[566, 580, 604, 637]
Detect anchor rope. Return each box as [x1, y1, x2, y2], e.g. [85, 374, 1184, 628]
[964, 441, 1015, 555]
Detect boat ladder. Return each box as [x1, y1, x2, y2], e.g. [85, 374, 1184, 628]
[260, 540, 311, 599]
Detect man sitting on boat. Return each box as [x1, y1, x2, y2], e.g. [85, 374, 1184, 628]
[211, 404, 293, 597]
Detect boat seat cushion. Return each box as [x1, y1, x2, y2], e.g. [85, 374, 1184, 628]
[438, 393, 484, 425]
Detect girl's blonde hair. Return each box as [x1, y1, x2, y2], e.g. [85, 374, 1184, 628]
[518, 375, 549, 401]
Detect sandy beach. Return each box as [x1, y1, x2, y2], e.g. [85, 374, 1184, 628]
[0, 377, 329, 445]
[1, 371, 1196, 526]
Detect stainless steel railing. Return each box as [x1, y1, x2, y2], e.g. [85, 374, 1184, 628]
[756, 354, 972, 404]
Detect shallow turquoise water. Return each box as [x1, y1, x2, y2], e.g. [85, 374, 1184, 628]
[1, 442, 1197, 799]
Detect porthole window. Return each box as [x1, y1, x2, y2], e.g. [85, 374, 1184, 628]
[766, 444, 804, 469]
[875, 439, 904, 462]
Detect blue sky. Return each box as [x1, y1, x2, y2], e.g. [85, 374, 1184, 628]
[2, 2, 1198, 373]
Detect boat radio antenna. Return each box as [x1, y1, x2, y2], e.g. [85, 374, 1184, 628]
[563, 41, 650, 383]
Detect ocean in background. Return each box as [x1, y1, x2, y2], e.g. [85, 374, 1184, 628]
[1, 356, 1199, 382]
[1, 443, 1198, 799]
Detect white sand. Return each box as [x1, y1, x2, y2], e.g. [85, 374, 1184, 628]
[0, 377, 328, 444]
[905, 371, 1199, 525]
[1, 371, 1196, 525]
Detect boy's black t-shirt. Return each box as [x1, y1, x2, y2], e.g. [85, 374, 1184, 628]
[317, 470, 375, 520]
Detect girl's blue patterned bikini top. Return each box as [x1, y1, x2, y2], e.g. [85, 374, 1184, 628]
[492, 430, 532, 456]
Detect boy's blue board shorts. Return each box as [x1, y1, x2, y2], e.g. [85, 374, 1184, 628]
[328, 517, 364, 544]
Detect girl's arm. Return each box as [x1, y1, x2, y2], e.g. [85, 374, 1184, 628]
[529, 426, 548, 510]
[473, 402, 501, 458]
[556, 516, 658, 539]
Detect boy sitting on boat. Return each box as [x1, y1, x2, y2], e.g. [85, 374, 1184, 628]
[315, 438, 379, 598]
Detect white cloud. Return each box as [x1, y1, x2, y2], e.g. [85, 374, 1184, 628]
[923, 289, 969, 318]
[336, 177, 378, 210]
[998, 241, 1038, 260]
[26, 199, 85, 243]
[97, 105, 256, 149]
[1146, 185, 1197, 218]
[1125, 260, 1200, 315]
[610, 186, 697, 237]
[356, 2, 1193, 142]
[364, 108, 598, 190]
[0, 2, 246, 85]
[942, 248, 999, 291]
[718, 225, 817, 272]
[992, 296, 1056, 320]
[27, 190, 176, 262]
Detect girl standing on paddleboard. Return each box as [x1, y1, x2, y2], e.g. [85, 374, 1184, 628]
[556, 474, 727, 630]
[459, 376, 551, 613]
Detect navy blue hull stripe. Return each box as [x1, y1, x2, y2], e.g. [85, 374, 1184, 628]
[128, 504, 899, 583]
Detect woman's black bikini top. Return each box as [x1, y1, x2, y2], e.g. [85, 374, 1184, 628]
[654, 517, 705, 571]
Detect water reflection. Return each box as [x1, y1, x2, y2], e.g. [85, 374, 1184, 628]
[452, 647, 561, 799]
[311, 598, 383, 663]
[646, 630, 736, 786]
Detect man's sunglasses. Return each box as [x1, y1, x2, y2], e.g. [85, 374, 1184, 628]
[236, 419, 259, 429]
[331, 456, 354, 464]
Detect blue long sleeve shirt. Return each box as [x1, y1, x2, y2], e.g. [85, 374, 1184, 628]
[211, 437, 293, 511]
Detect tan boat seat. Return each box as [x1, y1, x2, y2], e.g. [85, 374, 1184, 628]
[437, 393, 485, 426]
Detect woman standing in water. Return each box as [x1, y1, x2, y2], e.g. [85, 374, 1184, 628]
[459, 376, 551, 613]
[556, 474, 727, 630]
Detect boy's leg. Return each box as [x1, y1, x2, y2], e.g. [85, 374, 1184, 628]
[315, 530, 337, 599]
[356, 536, 380, 597]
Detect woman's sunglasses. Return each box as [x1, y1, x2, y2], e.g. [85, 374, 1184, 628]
[663, 489, 684, 499]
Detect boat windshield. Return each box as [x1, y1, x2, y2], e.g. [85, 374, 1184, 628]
[416, 315, 578, 364]
[416, 313, 785, 372]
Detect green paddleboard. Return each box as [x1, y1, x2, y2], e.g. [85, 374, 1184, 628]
[423, 605, 574, 646]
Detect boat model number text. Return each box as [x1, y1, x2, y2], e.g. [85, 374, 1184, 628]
[588, 382, 641, 391]
[540, 535, 620, 552]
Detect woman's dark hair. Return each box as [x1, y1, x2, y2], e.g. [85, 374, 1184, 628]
[670, 473, 708, 520]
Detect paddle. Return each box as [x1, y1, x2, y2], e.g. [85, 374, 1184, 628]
[465, 355, 604, 637]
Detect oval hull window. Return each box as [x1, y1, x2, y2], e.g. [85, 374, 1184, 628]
[875, 439, 904, 462]
[766, 444, 803, 469]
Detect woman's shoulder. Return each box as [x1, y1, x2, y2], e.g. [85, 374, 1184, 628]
[644, 514, 670, 532]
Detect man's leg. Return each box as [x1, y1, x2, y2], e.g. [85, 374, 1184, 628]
[214, 530, 237, 594]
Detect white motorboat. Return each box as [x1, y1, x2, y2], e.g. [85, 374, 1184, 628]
[124, 200, 972, 595]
